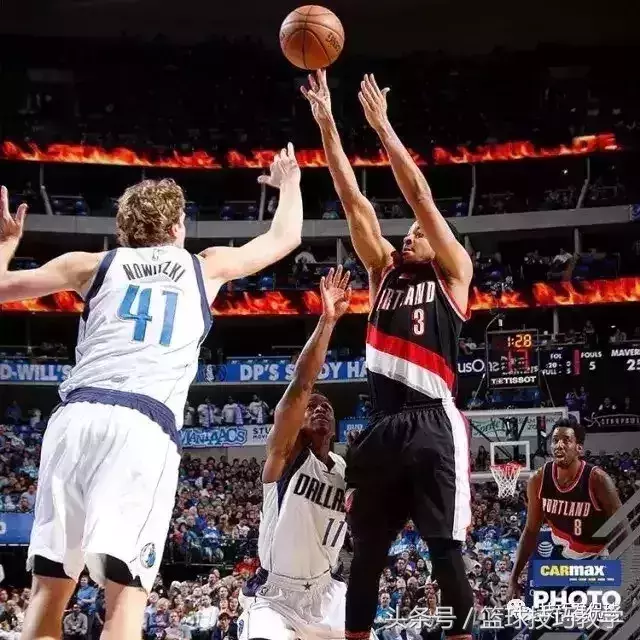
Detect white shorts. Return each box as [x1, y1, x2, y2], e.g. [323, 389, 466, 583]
[238, 571, 345, 640]
[27, 401, 180, 592]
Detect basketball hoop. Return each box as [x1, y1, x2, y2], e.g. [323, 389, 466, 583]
[490, 462, 523, 498]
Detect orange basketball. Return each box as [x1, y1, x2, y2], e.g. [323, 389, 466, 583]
[280, 6, 344, 70]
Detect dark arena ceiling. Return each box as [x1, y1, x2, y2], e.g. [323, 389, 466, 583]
[0, 0, 637, 55]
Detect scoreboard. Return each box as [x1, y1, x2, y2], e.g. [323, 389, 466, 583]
[486, 330, 540, 388]
[481, 331, 640, 388]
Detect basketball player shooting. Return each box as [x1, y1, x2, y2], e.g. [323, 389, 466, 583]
[238, 266, 353, 640]
[0, 145, 302, 640]
[303, 71, 475, 640]
[508, 419, 623, 600]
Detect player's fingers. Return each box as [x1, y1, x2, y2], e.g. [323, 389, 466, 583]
[0, 186, 9, 219]
[358, 91, 372, 113]
[370, 74, 385, 98]
[320, 275, 326, 291]
[308, 74, 319, 92]
[300, 85, 310, 100]
[15, 203, 28, 226]
[360, 79, 376, 106]
[257, 175, 269, 184]
[280, 147, 288, 162]
[318, 68, 328, 90]
[286, 142, 295, 161]
[326, 267, 335, 285]
[334, 264, 343, 283]
[382, 87, 391, 96]
[340, 269, 351, 290]
[344, 286, 353, 304]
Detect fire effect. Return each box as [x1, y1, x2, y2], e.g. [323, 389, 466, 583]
[470, 288, 528, 310]
[433, 134, 619, 165]
[533, 277, 640, 306]
[2, 277, 638, 316]
[0, 133, 619, 170]
[1, 142, 222, 169]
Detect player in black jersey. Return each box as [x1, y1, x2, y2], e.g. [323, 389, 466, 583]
[508, 419, 622, 599]
[303, 70, 474, 640]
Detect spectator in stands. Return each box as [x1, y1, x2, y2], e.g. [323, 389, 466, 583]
[184, 402, 196, 427]
[75, 576, 97, 630]
[62, 603, 88, 640]
[222, 397, 241, 426]
[3, 402, 21, 425]
[197, 397, 215, 428]
[192, 596, 219, 639]
[595, 397, 617, 416]
[610, 327, 627, 343]
[247, 394, 269, 425]
[211, 611, 236, 640]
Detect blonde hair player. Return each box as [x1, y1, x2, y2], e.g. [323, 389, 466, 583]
[0, 144, 302, 640]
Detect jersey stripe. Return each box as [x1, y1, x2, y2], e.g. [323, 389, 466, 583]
[82, 250, 117, 321]
[548, 522, 605, 556]
[190, 255, 213, 345]
[431, 261, 470, 322]
[366, 323, 455, 397]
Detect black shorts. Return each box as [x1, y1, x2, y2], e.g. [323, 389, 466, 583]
[345, 401, 471, 544]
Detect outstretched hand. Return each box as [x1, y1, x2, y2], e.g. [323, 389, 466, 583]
[320, 265, 352, 322]
[0, 186, 27, 243]
[358, 73, 390, 132]
[257, 143, 301, 189]
[301, 69, 334, 126]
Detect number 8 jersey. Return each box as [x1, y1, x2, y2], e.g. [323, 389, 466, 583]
[60, 246, 216, 426]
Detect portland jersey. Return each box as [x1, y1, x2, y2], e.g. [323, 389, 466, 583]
[59, 246, 215, 425]
[539, 460, 607, 559]
[366, 259, 467, 412]
[259, 449, 347, 579]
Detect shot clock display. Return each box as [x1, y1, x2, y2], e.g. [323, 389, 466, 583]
[486, 329, 540, 388]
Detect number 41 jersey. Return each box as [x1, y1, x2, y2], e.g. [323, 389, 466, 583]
[59, 246, 216, 425]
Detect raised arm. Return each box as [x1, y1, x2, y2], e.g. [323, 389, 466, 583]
[0, 186, 101, 302]
[262, 266, 351, 483]
[200, 144, 303, 284]
[358, 75, 473, 310]
[302, 71, 393, 283]
[508, 470, 544, 599]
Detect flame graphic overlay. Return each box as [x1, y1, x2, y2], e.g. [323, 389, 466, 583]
[1, 134, 619, 169]
[2, 277, 638, 316]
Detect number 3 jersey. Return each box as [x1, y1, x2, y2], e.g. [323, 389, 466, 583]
[259, 448, 347, 579]
[366, 259, 467, 412]
[59, 246, 216, 425]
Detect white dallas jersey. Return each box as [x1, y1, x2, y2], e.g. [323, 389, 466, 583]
[259, 449, 347, 579]
[60, 246, 216, 425]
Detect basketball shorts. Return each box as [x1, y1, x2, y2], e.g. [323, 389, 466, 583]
[345, 399, 471, 543]
[238, 569, 346, 640]
[27, 387, 181, 592]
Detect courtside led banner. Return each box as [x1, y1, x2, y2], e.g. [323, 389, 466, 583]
[1, 276, 639, 315]
[531, 559, 622, 588]
[0, 133, 619, 169]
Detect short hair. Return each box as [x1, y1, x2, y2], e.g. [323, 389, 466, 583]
[116, 178, 185, 248]
[409, 219, 463, 244]
[308, 391, 330, 408]
[553, 418, 586, 445]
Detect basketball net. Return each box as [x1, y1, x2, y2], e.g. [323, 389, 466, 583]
[490, 462, 523, 498]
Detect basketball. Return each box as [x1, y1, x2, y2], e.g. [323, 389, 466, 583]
[280, 6, 344, 70]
